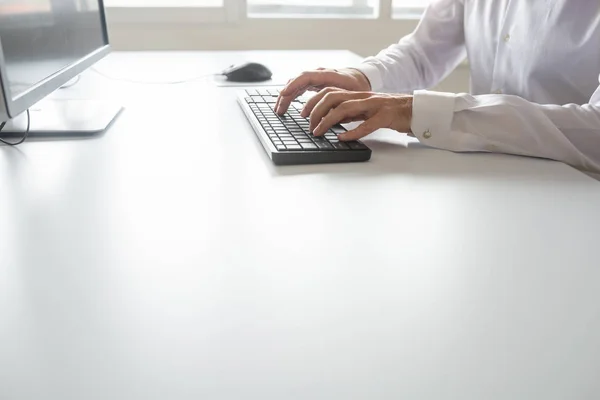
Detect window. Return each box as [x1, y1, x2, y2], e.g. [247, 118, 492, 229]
[104, 0, 427, 21]
[247, 0, 379, 19]
[103, 0, 229, 24]
[104, 0, 223, 6]
[392, 0, 429, 18]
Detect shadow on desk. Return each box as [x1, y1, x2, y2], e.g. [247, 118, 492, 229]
[268, 135, 587, 184]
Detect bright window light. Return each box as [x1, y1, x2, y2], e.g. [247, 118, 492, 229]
[103, 0, 223, 7]
[247, 0, 379, 18]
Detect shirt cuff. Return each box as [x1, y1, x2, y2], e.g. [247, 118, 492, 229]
[354, 62, 384, 92]
[411, 90, 457, 149]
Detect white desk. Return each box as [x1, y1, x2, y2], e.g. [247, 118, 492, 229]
[1, 51, 600, 400]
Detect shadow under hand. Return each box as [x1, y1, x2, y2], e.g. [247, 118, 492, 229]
[269, 130, 585, 184]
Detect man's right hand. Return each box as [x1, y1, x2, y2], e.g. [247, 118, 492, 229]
[275, 67, 371, 115]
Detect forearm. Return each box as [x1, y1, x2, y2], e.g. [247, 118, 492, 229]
[410, 91, 600, 173]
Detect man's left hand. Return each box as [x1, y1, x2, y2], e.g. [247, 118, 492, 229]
[301, 87, 413, 141]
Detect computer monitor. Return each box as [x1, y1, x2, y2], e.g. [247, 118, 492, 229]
[0, 0, 121, 136]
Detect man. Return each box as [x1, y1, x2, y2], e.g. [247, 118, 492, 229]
[275, 0, 600, 175]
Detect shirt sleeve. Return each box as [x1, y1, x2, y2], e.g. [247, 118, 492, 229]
[355, 0, 466, 93]
[410, 77, 600, 174]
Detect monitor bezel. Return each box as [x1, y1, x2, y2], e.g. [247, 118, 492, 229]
[0, 0, 112, 120]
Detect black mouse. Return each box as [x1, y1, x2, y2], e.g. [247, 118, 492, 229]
[222, 62, 273, 82]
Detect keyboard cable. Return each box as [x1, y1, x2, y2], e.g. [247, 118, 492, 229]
[0, 109, 31, 146]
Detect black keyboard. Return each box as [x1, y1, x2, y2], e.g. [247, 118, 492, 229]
[238, 88, 371, 165]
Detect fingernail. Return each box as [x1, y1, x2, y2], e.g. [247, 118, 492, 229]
[338, 134, 346, 141]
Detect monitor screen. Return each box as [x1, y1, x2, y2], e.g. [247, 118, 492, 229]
[0, 0, 107, 100]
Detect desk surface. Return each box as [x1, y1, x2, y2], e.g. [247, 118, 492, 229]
[1, 51, 600, 400]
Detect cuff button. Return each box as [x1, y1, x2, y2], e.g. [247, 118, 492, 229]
[423, 129, 432, 139]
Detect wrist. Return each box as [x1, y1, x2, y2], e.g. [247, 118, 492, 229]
[347, 68, 372, 91]
[406, 96, 413, 135]
[391, 95, 414, 135]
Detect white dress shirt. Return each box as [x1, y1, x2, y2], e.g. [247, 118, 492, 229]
[356, 0, 600, 175]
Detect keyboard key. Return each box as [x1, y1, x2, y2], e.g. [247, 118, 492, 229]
[332, 126, 347, 134]
[331, 142, 349, 150]
[275, 144, 287, 151]
[347, 141, 367, 150]
[246, 89, 259, 96]
[316, 142, 334, 150]
[300, 143, 318, 150]
[286, 144, 302, 150]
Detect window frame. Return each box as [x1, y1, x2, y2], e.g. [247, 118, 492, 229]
[104, 0, 425, 24]
[105, 0, 243, 24]
[247, 0, 376, 19]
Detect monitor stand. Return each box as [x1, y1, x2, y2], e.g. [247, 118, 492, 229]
[0, 98, 123, 138]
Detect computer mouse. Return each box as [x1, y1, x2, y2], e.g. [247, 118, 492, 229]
[222, 62, 273, 82]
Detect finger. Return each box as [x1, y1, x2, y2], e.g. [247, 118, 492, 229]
[338, 117, 382, 141]
[301, 87, 342, 118]
[310, 92, 370, 132]
[339, 116, 364, 124]
[275, 78, 293, 111]
[313, 100, 365, 136]
[276, 87, 307, 115]
[276, 70, 336, 114]
[279, 70, 328, 97]
[305, 85, 325, 93]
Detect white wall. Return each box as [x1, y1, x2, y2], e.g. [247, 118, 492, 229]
[106, 16, 470, 93]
